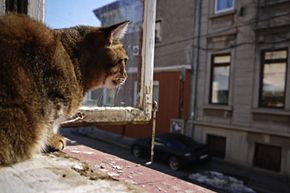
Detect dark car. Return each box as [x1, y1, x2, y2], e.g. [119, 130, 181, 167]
[131, 133, 210, 170]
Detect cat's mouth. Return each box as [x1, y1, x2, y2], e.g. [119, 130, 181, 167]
[102, 75, 127, 89]
[112, 78, 126, 86]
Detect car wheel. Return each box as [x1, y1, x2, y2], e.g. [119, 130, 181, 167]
[168, 156, 180, 170]
[132, 145, 142, 158]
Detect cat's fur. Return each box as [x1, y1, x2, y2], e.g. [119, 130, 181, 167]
[0, 14, 129, 165]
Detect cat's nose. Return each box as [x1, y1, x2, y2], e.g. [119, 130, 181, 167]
[118, 77, 126, 85]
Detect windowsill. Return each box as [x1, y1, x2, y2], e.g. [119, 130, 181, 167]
[209, 9, 236, 19]
[203, 104, 233, 111]
[207, 28, 237, 38]
[0, 152, 138, 193]
[252, 108, 290, 116]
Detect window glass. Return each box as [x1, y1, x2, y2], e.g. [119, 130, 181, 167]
[260, 50, 287, 108]
[210, 54, 231, 105]
[83, 90, 102, 106]
[213, 55, 230, 63]
[5, 0, 28, 14]
[103, 89, 117, 106]
[152, 81, 159, 108]
[215, 0, 234, 13]
[82, 0, 144, 108]
[265, 50, 287, 60]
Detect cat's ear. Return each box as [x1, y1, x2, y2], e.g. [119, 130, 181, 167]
[105, 21, 130, 44]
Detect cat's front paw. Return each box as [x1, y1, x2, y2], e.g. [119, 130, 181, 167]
[44, 134, 66, 153]
[72, 111, 86, 120]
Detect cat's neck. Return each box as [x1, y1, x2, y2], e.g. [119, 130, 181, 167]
[53, 28, 83, 91]
[54, 27, 104, 93]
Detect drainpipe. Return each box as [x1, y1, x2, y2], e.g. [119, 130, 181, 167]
[189, 0, 202, 136]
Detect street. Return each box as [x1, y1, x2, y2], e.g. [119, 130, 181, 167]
[61, 128, 290, 193]
[61, 128, 190, 180]
[61, 128, 214, 193]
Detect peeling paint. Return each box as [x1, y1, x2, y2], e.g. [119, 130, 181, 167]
[62, 106, 152, 127]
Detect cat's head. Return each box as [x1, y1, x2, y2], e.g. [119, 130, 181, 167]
[101, 21, 129, 89]
[79, 21, 130, 91]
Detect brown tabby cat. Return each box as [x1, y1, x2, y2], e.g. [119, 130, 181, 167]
[0, 14, 129, 165]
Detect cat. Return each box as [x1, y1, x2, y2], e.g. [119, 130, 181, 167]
[0, 13, 129, 166]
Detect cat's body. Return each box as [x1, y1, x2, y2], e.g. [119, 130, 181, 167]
[0, 14, 128, 165]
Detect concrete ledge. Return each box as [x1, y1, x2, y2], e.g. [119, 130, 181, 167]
[0, 152, 142, 193]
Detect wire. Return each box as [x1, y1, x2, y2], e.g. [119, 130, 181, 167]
[155, 10, 290, 49]
[155, 35, 290, 58]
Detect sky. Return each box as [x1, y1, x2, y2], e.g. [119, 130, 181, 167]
[45, 0, 116, 29]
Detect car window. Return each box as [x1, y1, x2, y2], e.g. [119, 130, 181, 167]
[183, 138, 199, 147]
[165, 140, 187, 150]
[175, 135, 199, 147]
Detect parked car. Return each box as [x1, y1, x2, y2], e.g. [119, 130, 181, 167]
[131, 133, 210, 170]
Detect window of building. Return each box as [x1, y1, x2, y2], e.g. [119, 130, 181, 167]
[5, 0, 28, 14]
[259, 49, 288, 108]
[155, 19, 162, 43]
[207, 134, 226, 159]
[253, 143, 281, 172]
[215, 0, 234, 13]
[83, 90, 101, 106]
[210, 54, 231, 105]
[103, 88, 116, 107]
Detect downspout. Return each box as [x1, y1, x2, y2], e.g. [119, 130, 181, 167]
[189, 0, 202, 136]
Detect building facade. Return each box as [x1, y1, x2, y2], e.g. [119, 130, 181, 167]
[194, 0, 290, 175]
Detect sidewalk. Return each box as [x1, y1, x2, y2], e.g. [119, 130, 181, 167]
[70, 127, 290, 193]
[63, 129, 215, 193]
[72, 127, 135, 149]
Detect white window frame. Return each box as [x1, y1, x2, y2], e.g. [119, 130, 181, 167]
[134, 80, 159, 109]
[78, 0, 156, 124]
[214, 0, 235, 14]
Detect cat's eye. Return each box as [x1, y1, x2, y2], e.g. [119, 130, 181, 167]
[118, 59, 125, 65]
